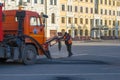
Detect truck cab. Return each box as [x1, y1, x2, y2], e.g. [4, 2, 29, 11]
[3, 10, 46, 45]
[0, 8, 49, 64]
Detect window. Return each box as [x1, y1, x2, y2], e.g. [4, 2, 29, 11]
[90, 0, 93, 3]
[118, 11, 120, 16]
[109, 30, 111, 36]
[80, 18, 83, 24]
[51, 13, 55, 24]
[85, 30, 88, 36]
[91, 8, 93, 13]
[41, 0, 44, 4]
[27, 0, 30, 3]
[68, 17, 72, 24]
[54, 0, 57, 5]
[113, 20, 115, 26]
[50, 0, 57, 5]
[80, 7, 83, 13]
[95, 19, 98, 25]
[75, 29, 78, 36]
[90, 19, 93, 25]
[85, 19, 88, 24]
[50, 0, 53, 5]
[100, 20, 103, 25]
[105, 9, 107, 15]
[109, 10, 111, 15]
[62, 5, 65, 11]
[34, 0, 37, 3]
[86, 0, 88, 2]
[105, 0, 107, 5]
[30, 17, 37, 26]
[105, 20, 107, 25]
[68, 5, 70, 11]
[80, 30, 83, 36]
[75, 6, 78, 12]
[100, 0, 103, 4]
[109, 0, 111, 5]
[113, 30, 115, 36]
[68, 5, 72, 12]
[118, 21, 120, 26]
[109, 20, 111, 25]
[70, 6, 72, 12]
[117, 11, 119, 16]
[75, 18, 77, 24]
[19, 0, 22, 5]
[95, 0, 99, 14]
[113, 1, 115, 6]
[113, 11, 115, 15]
[61, 17, 65, 23]
[101, 9, 103, 14]
[86, 7, 88, 13]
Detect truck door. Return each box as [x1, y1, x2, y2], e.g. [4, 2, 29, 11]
[29, 16, 44, 44]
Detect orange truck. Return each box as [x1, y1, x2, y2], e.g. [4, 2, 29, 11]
[0, 3, 55, 64]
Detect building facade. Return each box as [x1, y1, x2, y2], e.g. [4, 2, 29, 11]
[0, 0, 60, 38]
[60, 0, 120, 40]
[0, 0, 120, 39]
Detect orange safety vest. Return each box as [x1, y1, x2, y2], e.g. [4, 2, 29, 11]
[68, 37, 72, 44]
[64, 35, 72, 44]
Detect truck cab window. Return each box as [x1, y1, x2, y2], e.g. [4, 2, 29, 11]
[30, 17, 37, 26]
[37, 18, 41, 26]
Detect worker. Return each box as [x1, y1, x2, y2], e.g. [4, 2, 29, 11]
[63, 32, 73, 57]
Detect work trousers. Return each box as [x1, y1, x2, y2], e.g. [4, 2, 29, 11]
[66, 44, 73, 56]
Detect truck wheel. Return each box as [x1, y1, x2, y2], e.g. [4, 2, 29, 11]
[22, 45, 37, 65]
[0, 58, 7, 63]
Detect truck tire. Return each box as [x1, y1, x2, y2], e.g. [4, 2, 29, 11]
[0, 58, 7, 63]
[22, 45, 37, 65]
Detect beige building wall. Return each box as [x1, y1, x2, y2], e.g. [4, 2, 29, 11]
[59, 0, 67, 32]
[0, 0, 120, 39]
[59, 0, 120, 39]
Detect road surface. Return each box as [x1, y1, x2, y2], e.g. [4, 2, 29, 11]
[0, 40, 120, 80]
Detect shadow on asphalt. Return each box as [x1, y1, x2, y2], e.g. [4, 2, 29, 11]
[0, 59, 111, 65]
[54, 76, 84, 80]
[55, 76, 73, 80]
[36, 58, 111, 65]
[0, 62, 23, 65]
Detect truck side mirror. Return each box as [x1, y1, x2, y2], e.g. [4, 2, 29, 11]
[42, 14, 48, 18]
[42, 14, 48, 23]
[41, 14, 48, 26]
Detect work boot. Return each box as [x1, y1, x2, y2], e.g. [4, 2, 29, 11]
[68, 53, 73, 57]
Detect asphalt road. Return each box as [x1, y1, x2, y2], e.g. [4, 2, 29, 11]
[0, 40, 120, 80]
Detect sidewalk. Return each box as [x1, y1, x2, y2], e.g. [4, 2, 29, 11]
[72, 39, 120, 46]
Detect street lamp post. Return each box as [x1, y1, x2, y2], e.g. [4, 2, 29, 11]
[115, 19, 119, 39]
[71, 24, 75, 38]
[78, 26, 81, 39]
[44, 0, 47, 38]
[55, 26, 58, 35]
